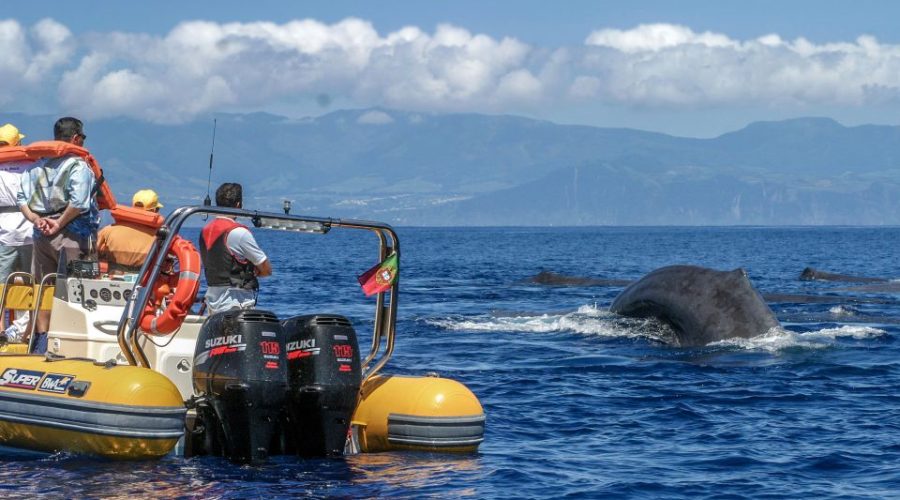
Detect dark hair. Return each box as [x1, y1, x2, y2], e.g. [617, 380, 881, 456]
[215, 183, 243, 208]
[54, 117, 83, 141]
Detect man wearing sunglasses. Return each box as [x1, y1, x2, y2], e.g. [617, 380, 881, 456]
[16, 117, 100, 353]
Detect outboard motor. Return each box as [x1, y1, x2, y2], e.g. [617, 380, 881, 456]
[282, 314, 362, 456]
[192, 309, 287, 464]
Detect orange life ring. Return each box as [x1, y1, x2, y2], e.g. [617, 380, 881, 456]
[139, 236, 201, 335]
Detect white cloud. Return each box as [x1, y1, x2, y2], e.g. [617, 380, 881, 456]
[569, 76, 602, 99]
[357, 110, 394, 124]
[577, 24, 900, 107]
[0, 20, 28, 81]
[585, 23, 735, 52]
[496, 69, 542, 101]
[5, 18, 900, 121]
[24, 19, 74, 81]
[47, 17, 533, 121]
[0, 18, 72, 106]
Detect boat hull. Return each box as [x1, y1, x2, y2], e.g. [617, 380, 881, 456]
[0, 355, 185, 459]
[351, 374, 485, 453]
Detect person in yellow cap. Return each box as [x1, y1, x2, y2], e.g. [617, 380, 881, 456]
[0, 124, 25, 147]
[97, 189, 163, 273]
[0, 123, 32, 344]
[0, 124, 33, 276]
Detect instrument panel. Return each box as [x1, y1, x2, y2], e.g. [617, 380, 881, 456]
[66, 278, 135, 308]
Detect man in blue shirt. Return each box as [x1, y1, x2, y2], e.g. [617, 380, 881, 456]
[17, 117, 99, 353]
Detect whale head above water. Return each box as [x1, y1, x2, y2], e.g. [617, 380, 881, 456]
[610, 265, 781, 347]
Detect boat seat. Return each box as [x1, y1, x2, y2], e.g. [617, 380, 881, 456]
[0, 284, 54, 311]
[0, 343, 29, 354]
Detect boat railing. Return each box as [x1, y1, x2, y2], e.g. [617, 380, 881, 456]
[26, 273, 56, 353]
[0, 272, 32, 322]
[0, 272, 56, 346]
[116, 206, 400, 383]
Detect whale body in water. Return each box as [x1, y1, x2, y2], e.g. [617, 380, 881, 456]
[610, 265, 780, 347]
[799, 267, 887, 284]
[519, 271, 632, 287]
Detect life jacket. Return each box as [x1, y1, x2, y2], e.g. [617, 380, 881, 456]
[199, 218, 258, 290]
[0, 141, 117, 210]
[99, 206, 165, 273]
[110, 204, 164, 229]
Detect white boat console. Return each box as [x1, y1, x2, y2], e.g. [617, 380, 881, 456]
[48, 275, 203, 400]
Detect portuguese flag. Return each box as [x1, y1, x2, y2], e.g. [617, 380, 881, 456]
[358, 253, 399, 296]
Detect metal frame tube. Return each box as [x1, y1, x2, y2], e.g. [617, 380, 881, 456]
[362, 230, 388, 370]
[116, 206, 401, 377]
[27, 273, 57, 354]
[0, 272, 34, 338]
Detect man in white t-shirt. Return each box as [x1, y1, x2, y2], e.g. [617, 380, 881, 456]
[199, 183, 271, 314]
[0, 125, 34, 344]
[0, 124, 33, 282]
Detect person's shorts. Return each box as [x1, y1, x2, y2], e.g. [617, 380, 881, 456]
[32, 231, 92, 281]
[0, 244, 32, 282]
[204, 287, 258, 315]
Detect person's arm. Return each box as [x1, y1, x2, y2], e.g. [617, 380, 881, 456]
[231, 228, 272, 277]
[18, 204, 48, 232]
[44, 160, 94, 236]
[96, 227, 110, 255]
[255, 259, 272, 277]
[16, 167, 49, 232]
[42, 205, 82, 236]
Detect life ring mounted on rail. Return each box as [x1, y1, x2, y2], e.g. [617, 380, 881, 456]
[138, 236, 201, 336]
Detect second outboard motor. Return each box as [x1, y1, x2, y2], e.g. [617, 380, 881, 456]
[192, 309, 287, 464]
[282, 314, 362, 456]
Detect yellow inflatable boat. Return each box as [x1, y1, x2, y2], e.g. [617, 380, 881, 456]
[0, 356, 185, 459]
[0, 206, 484, 462]
[351, 374, 485, 453]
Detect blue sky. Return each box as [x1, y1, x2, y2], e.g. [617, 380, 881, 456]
[5, 0, 900, 136]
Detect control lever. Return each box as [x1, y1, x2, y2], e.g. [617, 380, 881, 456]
[78, 283, 97, 311]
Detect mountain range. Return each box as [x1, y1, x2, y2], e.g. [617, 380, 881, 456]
[6, 109, 900, 225]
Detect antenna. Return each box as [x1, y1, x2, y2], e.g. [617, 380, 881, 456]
[204, 118, 217, 206]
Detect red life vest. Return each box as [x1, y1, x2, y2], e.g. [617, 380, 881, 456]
[199, 218, 258, 290]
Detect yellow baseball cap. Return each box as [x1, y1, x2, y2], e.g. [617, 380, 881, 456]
[0, 124, 25, 146]
[132, 189, 163, 210]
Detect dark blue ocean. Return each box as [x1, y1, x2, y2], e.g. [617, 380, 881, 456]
[4, 226, 900, 498]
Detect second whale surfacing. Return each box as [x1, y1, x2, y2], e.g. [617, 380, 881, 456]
[799, 267, 887, 284]
[610, 265, 780, 347]
[519, 271, 632, 287]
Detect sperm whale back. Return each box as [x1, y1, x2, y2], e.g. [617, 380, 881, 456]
[610, 265, 780, 346]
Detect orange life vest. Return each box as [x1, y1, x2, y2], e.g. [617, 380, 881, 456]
[98, 206, 164, 274]
[110, 205, 164, 229]
[0, 140, 117, 210]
